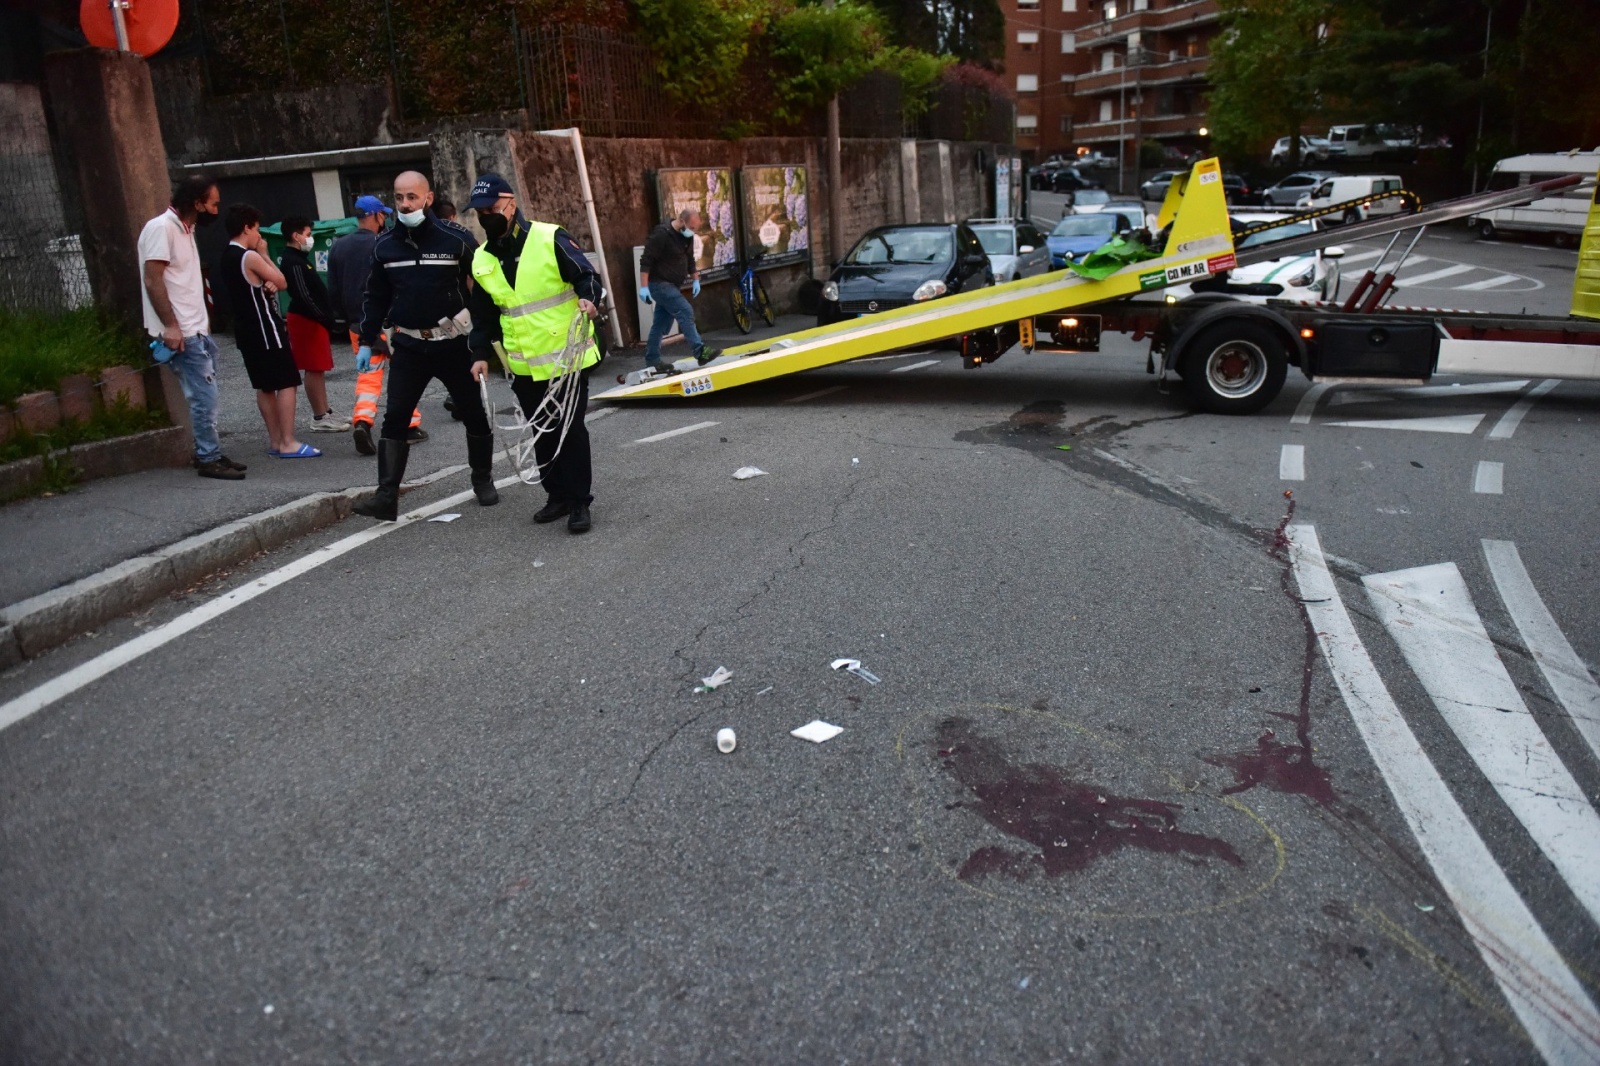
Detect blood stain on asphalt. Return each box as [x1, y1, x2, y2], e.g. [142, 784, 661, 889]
[1207, 499, 1336, 807]
[936, 716, 1244, 882]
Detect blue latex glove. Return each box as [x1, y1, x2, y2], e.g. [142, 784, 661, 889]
[691, 278, 701, 298]
[638, 285, 653, 305]
[356, 345, 373, 373]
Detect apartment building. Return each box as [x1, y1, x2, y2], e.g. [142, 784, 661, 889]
[1003, 0, 1096, 160]
[1072, 0, 1220, 162]
[1005, 0, 1220, 164]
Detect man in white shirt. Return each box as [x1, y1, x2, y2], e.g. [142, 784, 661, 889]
[139, 175, 245, 480]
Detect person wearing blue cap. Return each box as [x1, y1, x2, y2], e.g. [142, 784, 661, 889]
[466, 172, 603, 533]
[326, 194, 424, 454]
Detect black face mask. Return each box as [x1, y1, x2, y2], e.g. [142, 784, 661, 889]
[480, 211, 509, 240]
[195, 209, 218, 228]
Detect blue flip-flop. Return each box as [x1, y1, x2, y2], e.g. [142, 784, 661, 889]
[272, 443, 323, 458]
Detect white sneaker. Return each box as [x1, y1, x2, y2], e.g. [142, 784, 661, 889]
[309, 414, 352, 432]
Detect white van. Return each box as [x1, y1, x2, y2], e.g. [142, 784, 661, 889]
[1469, 150, 1600, 245]
[1297, 175, 1407, 224]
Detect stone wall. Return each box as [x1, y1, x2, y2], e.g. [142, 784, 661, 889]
[151, 57, 396, 167]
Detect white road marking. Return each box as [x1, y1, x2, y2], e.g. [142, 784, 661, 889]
[402, 463, 467, 488]
[1473, 461, 1504, 494]
[632, 421, 720, 444]
[1458, 274, 1523, 291]
[1336, 249, 1386, 265]
[1290, 382, 1330, 425]
[584, 406, 618, 422]
[855, 351, 929, 363]
[1327, 414, 1485, 434]
[1393, 263, 1475, 287]
[1363, 562, 1600, 929]
[1289, 527, 1600, 1064]
[1488, 379, 1561, 440]
[890, 358, 941, 373]
[784, 385, 851, 404]
[1328, 380, 1531, 406]
[0, 474, 521, 733]
[1483, 539, 1600, 767]
[1279, 444, 1305, 480]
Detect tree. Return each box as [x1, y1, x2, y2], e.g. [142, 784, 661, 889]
[1206, 0, 1353, 167]
[929, 0, 1004, 68]
[766, 0, 889, 124]
[631, 0, 769, 113]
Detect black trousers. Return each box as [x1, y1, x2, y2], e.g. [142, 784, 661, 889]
[511, 370, 592, 505]
[381, 337, 490, 440]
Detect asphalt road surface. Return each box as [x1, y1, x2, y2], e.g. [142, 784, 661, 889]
[2, 232, 1597, 1063]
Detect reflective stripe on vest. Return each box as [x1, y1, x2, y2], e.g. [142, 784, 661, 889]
[471, 221, 600, 381]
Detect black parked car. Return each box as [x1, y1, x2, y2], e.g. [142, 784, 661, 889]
[817, 223, 995, 327]
[1049, 167, 1104, 194]
[1220, 174, 1257, 206]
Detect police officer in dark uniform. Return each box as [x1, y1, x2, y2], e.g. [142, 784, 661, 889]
[352, 170, 499, 521]
[466, 173, 605, 533]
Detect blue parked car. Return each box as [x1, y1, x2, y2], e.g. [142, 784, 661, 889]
[1045, 211, 1140, 268]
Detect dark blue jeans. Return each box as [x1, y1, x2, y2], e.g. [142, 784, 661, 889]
[645, 281, 704, 364]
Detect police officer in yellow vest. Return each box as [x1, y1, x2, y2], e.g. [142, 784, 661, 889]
[467, 173, 604, 533]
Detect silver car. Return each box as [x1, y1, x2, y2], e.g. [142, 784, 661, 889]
[967, 219, 1052, 282]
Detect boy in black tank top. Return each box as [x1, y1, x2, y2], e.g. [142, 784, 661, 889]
[221, 204, 319, 458]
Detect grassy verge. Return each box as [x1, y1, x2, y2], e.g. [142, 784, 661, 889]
[0, 401, 171, 498]
[0, 308, 149, 407]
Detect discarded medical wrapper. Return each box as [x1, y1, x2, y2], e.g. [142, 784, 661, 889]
[830, 658, 881, 685]
[694, 666, 733, 693]
[428, 513, 462, 523]
[791, 720, 844, 744]
[732, 466, 767, 480]
[716, 728, 737, 753]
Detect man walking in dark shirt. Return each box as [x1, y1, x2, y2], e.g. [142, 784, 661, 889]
[638, 210, 720, 373]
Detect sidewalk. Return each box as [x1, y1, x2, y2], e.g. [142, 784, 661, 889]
[0, 313, 813, 665]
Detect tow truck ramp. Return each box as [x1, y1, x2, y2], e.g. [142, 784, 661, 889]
[594, 159, 1598, 410]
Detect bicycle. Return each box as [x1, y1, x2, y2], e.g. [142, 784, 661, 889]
[730, 258, 775, 334]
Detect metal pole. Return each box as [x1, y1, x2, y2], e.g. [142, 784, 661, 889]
[109, 0, 129, 52]
[1471, 4, 1492, 193]
[543, 127, 625, 350]
[1117, 57, 1126, 194]
[825, 0, 844, 261]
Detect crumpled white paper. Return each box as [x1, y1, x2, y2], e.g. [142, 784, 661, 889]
[732, 466, 768, 480]
[830, 658, 881, 685]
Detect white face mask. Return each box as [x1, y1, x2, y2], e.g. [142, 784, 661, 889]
[397, 209, 426, 228]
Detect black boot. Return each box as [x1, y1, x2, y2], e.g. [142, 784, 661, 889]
[352, 438, 410, 521]
[568, 502, 591, 534]
[467, 433, 499, 506]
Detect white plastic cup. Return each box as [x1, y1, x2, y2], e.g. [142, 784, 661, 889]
[716, 728, 737, 754]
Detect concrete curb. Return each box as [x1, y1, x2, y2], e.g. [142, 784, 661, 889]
[0, 485, 379, 664]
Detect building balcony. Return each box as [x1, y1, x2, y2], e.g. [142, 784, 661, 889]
[1073, 112, 1209, 142]
[1077, 0, 1219, 47]
[1073, 54, 1209, 96]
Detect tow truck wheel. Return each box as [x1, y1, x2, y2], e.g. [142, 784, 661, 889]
[1181, 320, 1288, 415]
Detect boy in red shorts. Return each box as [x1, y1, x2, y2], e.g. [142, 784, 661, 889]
[279, 216, 351, 433]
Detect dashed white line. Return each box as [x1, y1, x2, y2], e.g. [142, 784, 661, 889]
[1327, 413, 1486, 434]
[1488, 379, 1560, 440]
[1279, 444, 1305, 481]
[584, 406, 619, 422]
[1458, 274, 1523, 291]
[1483, 539, 1600, 767]
[1363, 562, 1600, 930]
[632, 421, 720, 444]
[1472, 461, 1504, 495]
[784, 385, 851, 404]
[890, 358, 941, 373]
[1393, 263, 1476, 287]
[1289, 526, 1600, 1064]
[1290, 382, 1331, 425]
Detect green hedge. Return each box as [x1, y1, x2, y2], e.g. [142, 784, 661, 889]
[0, 308, 149, 408]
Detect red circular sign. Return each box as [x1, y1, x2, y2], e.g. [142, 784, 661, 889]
[80, 0, 180, 57]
